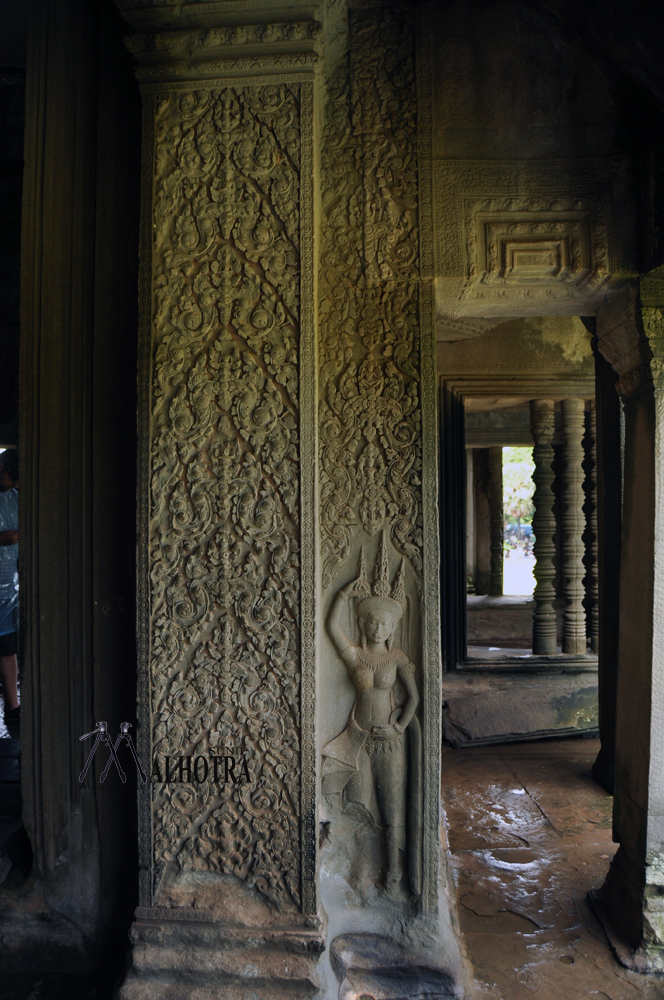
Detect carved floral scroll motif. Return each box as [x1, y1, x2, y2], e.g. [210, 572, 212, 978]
[319, 7, 423, 589]
[148, 85, 303, 908]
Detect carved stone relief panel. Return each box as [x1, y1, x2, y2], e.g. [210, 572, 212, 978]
[319, 5, 422, 590]
[140, 80, 316, 914]
[433, 159, 636, 316]
[318, 4, 441, 914]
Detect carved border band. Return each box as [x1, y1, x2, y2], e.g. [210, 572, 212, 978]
[416, 3, 440, 914]
[298, 79, 317, 916]
[137, 90, 157, 906]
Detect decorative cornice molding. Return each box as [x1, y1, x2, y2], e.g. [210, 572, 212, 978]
[116, 0, 323, 83]
[126, 21, 322, 57]
[134, 51, 319, 84]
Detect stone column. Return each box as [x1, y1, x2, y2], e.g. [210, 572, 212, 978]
[530, 400, 557, 655]
[583, 402, 599, 653]
[561, 398, 588, 654]
[473, 448, 491, 595]
[5, 0, 141, 963]
[116, 1, 462, 995]
[488, 445, 503, 597]
[590, 282, 664, 969]
[466, 449, 475, 591]
[115, 6, 323, 996]
[592, 337, 622, 793]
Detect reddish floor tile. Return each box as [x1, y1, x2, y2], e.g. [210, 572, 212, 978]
[445, 738, 664, 999]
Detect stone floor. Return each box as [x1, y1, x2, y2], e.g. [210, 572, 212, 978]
[443, 737, 664, 999]
[466, 595, 540, 652]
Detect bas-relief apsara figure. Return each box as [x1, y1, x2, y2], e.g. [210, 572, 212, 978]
[322, 534, 422, 896]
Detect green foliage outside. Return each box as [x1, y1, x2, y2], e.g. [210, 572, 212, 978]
[503, 446, 535, 531]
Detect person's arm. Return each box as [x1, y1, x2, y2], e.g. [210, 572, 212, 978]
[394, 662, 419, 732]
[0, 530, 18, 545]
[327, 582, 356, 656]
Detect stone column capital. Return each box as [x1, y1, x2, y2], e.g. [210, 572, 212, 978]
[596, 282, 652, 402]
[643, 307, 664, 391]
[596, 282, 664, 402]
[529, 398, 555, 442]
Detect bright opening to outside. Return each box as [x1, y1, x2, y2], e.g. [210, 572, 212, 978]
[503, 447, 535, 596]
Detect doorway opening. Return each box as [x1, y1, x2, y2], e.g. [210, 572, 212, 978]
[0, 21, 31, 887]
[502, 447, 535, 597]
[464, 400, 598, 665]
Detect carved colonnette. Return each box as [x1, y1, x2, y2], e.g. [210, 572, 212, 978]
[530, 400, 557, 655]
[116, 2, 321, 995]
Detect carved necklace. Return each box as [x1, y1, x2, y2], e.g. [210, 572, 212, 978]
[355, 647, 399, 671]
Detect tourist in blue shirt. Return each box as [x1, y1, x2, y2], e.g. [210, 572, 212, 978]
[0, 449, 19, 731]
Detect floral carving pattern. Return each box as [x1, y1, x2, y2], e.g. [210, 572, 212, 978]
[319, 7, 423, 588]
[148, 85, 303, 907]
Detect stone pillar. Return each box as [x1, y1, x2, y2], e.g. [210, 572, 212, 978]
[116, 1, 462, 995]
[530, 400, 557, 655]
[583, 402, 599, 654]
[115, 6, 323, 995]
[561, 398, 588, 654]
[466, 449, 475, 591]
[592, 337, 622, 793]
[488, 445, 503, 597]
[4, 0, 141, 965]
[473, 448, 491, 595]
[439, 384, 467, 669]
[590, 283, 664, 969]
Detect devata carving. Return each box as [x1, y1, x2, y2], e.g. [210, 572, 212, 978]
[322, 534, 422, 896]
[147, 84, 305, 908]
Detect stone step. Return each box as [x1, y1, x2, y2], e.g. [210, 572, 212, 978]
[117, 972, 319, 1000]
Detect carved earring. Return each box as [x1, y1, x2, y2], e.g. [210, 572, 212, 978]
[358, 618, 367, 650]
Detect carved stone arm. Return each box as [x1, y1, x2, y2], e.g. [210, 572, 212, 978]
[395, 663, 419, 732]
[327, 589, 353, 657]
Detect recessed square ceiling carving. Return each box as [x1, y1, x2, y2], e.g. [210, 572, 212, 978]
[433, 159, 635, 316]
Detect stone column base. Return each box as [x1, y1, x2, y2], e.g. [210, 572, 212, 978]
[588, 889, 664, 974]
[118, 909, 325, 1000]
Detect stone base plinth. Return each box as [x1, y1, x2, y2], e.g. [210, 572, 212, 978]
[118, 909, 325, 1000]
[588, 889, 664, 974]
[443, 665, 598, 746]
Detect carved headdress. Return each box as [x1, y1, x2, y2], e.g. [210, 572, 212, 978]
[354, 532, 407, 626]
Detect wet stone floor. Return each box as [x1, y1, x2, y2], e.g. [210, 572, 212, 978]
[443, 737, 664, 1000]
